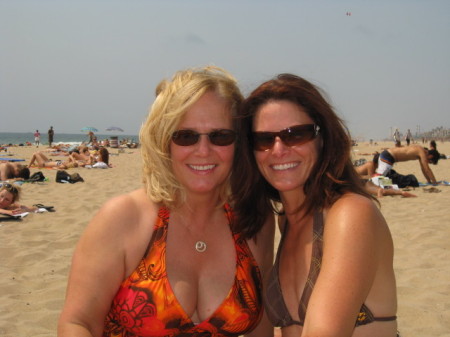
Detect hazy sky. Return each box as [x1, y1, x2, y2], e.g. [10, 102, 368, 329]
[2, 0, 449, 140]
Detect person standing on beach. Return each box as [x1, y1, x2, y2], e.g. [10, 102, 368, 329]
[34, 130, 40, 147]
[58, 66, 275, 337]
[232, 74, 398, 337]
[393, 128, 401, 147]
[88, 131, 95, 144]
[48, 126, 54, 147]
[405, 129, 413, 146]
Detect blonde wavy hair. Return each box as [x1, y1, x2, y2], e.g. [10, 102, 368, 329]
[1, 183, 21, 204]
[139, 66, 243, 207]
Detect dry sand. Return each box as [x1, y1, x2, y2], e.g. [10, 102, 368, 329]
[1, 141, 449, 337]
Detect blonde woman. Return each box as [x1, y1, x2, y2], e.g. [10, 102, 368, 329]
[58, 67, 275, 337]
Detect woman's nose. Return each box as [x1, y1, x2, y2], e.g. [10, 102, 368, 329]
[271, 136, 288, 155]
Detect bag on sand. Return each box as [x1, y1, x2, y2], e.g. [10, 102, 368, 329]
[28, 171, 46, 182]
[56, 170, 84, 184]
[386, 169, 419, 188]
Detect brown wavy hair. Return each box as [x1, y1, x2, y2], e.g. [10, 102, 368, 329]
[231, 74, 374, 238]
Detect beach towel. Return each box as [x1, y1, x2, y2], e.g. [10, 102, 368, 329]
[0, 214, 22, 222]
[92, 162, 109, 169]
[0, 212, 28, 222]
[419, 181, 450, 187]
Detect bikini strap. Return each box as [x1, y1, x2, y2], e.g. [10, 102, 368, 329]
[298, 211, 324, 323]
[134, 206, 169, 280]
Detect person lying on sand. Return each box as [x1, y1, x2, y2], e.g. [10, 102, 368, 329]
[69, 146, 91, 162]
[28, 151, 78, 169]
[0, 183, 38, 215]
[355, 152, 379, 179]
[363, 180, 417, 198]
[0, 162, 30, 181]
[85, 147, 111, 168]
[355, 153, 417, 198]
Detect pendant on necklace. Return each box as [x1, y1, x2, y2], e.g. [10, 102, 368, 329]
[195, 241, 207, 253]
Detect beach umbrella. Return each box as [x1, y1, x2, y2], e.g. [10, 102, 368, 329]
[106, 126, 124, 132]
[80, 126, 98, 133]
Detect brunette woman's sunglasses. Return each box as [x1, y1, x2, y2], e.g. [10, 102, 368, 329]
[252, 124, 320, 151]
[172, 129, 237, 146]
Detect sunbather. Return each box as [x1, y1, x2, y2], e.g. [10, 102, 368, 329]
[0, 183, 38, 215]
[355, 152, 379, 179]
[363, 180, 417, 198]
[69, 146, 91, 162]
[28, 151, 77, 169]
[0, 162, 30, 181]
[355, 153, 417, 197]
[376, 145, 440, 184]
[87, 147, 110, 168]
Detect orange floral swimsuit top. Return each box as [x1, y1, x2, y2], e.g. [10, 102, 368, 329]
[103, 204, 263, 337]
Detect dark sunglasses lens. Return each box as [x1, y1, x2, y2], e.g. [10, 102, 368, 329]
[283, 125, 315, 146]
[172, 130, 199, 146]
[253, 124, 317, 151]
[172, 129, 236, 146]
[209, 130, 236, 146]
[252, 133, 275, 151]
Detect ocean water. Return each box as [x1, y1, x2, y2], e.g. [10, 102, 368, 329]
[0, 132, 138, 146]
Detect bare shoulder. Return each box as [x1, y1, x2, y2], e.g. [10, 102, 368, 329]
[84, 188, 159, 252]
[79, 188, 160, 275]
[94, 189, 155, 226]
[325, 193, 387, 236]
[323, 193, 392, 268]
[329, 192, 378, 213]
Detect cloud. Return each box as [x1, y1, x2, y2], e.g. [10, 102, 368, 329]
[166, 33, 206, 46]
[185, 33, 206, 45]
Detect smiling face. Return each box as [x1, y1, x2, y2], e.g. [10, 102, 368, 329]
[253, 100, 321, 197]
[170, 91, 235, 199]
[0, 189, 15, 209]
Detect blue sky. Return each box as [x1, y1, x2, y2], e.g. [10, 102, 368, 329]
[1, 0, 449, 140]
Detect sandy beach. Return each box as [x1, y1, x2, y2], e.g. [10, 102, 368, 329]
[1, 141, 449, 337]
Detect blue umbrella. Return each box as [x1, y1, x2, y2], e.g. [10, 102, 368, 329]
[106, 126, 124, 132]
[80, 126, 98, 133]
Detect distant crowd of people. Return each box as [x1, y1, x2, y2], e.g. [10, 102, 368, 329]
[1, 134, 114, 218]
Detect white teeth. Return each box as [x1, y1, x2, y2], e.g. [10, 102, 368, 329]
[189, 164, 215, 171]
[272, 162, 298, 171]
